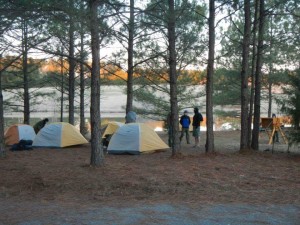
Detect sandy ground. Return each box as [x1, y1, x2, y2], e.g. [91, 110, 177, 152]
[0, 131, 299, 224]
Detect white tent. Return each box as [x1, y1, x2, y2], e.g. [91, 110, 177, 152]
[107, 123, 169, 154]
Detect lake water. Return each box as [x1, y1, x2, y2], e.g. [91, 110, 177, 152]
[3, 85, 284, 129]
[4, 86, 128, 119]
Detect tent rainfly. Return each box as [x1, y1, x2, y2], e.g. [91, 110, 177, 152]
[102, 121, 123, 138]
[32, 122, 88, 148]
[107, 123, 169, 154]
[4, 124, 36, 145]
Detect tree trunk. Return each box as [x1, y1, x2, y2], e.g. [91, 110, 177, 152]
[267, 81, 272, 117]
[168, 0, 180, 156]
[251, 0, 265, 150]
[60, 48, 64, 122]
[80, 22, 86, 135]
[206, 0, 215, 153]
[0, 54, 6, 158]
[126, 0, 134, 114]
[240, 0, 251, 151]
[68, 0, 76, 125]
[22, 18, 30, 125]
[247, 0, 259, 148]
[89, 0, 104, 166]
[267, 20, 274, 118]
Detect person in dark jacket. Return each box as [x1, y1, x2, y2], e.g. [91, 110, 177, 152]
[179, 110, 191, 144]
[192, 107, 203, 148]
[33, 118, 49, 134]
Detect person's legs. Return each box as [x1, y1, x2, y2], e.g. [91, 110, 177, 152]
[275, 131, 279, 142]
[179, 129, 184, 143]
[185, 128, 190, 144]
[193, 126, 200, 147]
[272, 131, 279, 143]
[194, 137, 199, 147]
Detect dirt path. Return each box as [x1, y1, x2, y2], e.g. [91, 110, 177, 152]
[1, 200, 299, 225]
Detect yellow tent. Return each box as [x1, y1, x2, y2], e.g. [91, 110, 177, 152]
[107, 123, 169, 154]
[102, 121, 123, 138]
[32, 122, 88, 148]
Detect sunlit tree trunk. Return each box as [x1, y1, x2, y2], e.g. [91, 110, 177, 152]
[89, 0, 104, 166]
[126, 0, 134, 114]
[206, 0, 215, 153]
[168, 0, 180, 155]
[240, 0, 251, 151]
[252, 0, 265, 150]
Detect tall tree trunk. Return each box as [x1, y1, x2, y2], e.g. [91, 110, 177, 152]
[79, 24, 86, 135]
[294, 68, 300, 130]
[168, 0, 180, 156]
[60, 47, 64, 122]
[0, 54, 6, 158]
[22, 18, 30, 125]
[247, 0, 259, 148]
[240, 0, 251, 151]
[206, 0, 215, 153]
[89, 0, 104, 166]
[251, 0, 265, 150]
[267, 19, 274, 118]
[126, 0, 134, 114]
[267, 80, 272, 117]
[68, 0, 76, 125]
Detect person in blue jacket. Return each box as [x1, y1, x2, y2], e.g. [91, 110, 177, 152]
[179, 110, 191, 144]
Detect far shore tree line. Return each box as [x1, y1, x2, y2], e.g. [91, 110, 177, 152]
[0, 0, 299, 165]
[1, 57, 292, 118]
[0, 57, 206, 86]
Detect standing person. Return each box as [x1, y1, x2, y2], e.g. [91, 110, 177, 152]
[179, 110, 191, 144]
[33, 118, 49, 134]
[192, 107, 203, 148]
[272, 113, 279, 143]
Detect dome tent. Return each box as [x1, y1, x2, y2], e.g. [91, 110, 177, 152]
[4, 124, 36, 145]
[107, 123, 169, 154]
[102, 121, 123, 138]
[32, 122, 88, 148]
